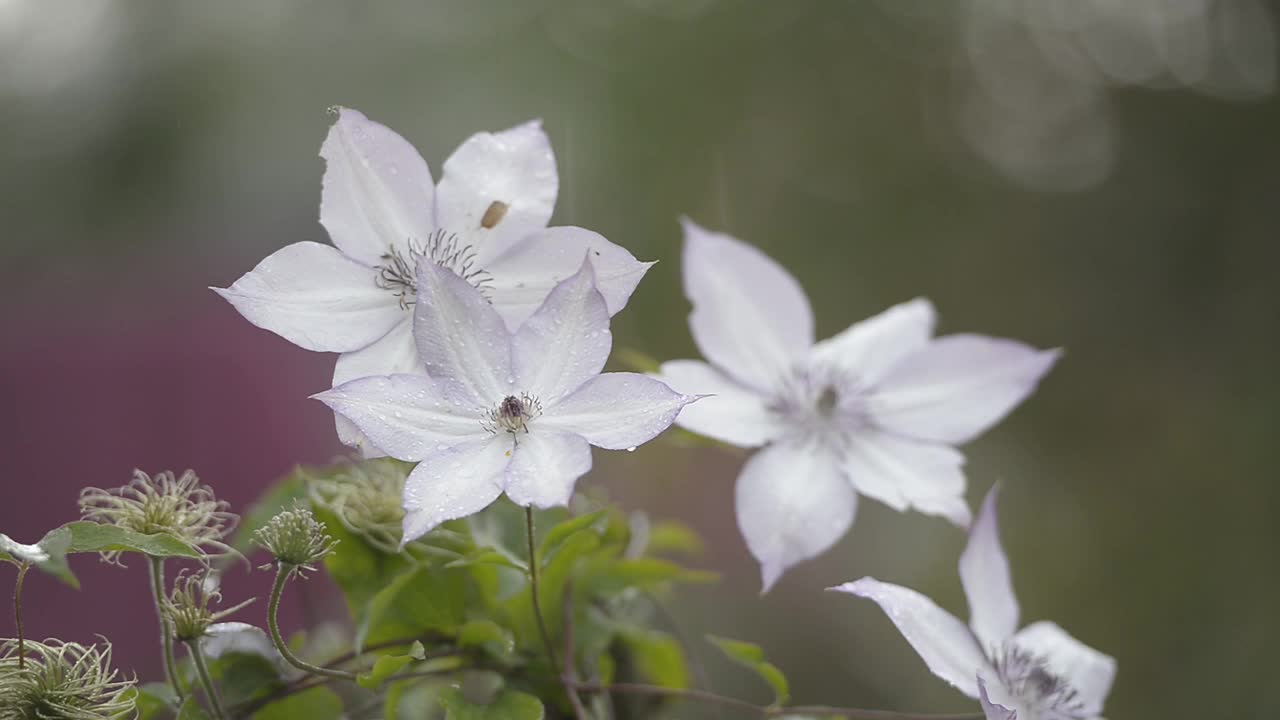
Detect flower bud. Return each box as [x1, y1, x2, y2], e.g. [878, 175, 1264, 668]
[162, 570, 254, 643]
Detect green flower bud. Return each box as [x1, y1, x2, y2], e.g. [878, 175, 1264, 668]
[78, 469, 237, 564]
[253, 503, 338, 574]
[0, 638, 135, 720]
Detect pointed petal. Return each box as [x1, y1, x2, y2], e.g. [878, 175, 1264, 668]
[736, 441, 855, 592]
[201, 622, 285, 671]
[810, 298, 936, 386]
[504, 431, 593, 509]
[960, 485, 1020, 652]
[331, 320, 420, 455]
[512, 259, 610, 401]
[1012, 621, 1116, 716]
[413, 260, 514, 406]
[656, 360, 783, 447]
[314, 374, 486, 462]
[978, 676, 1019, 720]
[214, 241, 400, 352]
[436, 120, 558, 262]
[541, 372, 695, 450]
[829, 577, 989, 698]
[842, 430, 972, 527]
[483, 226, 653, 328]
[320, 108, 435, 265]
[401, 435, 512, 543]
[871, 335, 1061, 445]
[682, 219, 813, 391]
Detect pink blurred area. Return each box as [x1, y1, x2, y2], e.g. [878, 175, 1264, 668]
[0, 269, 346, 677]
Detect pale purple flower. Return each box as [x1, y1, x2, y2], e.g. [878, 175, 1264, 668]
[657, 220, 1060, 591]
[830, 487, 1117, 720]
[215, 108, 652, 454]
[314, 257, 696, 544]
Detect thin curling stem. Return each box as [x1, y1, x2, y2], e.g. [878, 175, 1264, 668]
[148, 556, 185, 701]
[267, 565, 357, 681]
[186, 638, 227, 720]
[13, 562, 29, 668]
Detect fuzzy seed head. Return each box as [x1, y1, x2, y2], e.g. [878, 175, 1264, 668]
[307, 460, 407, 553]
[253, 503, 338, 572]
[0, 638, 136, 720]
[78, 469, 237, 564]
[162, 570, 254, 643]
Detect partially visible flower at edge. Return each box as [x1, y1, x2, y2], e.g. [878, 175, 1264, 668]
[0, 638, 136, 720]
[656, 219, 1059, 591]
[78, 469, 238, 564]
[830, 486, 1116, 720]
[213, 108, 654, 457]
[315, 256, 698, 545]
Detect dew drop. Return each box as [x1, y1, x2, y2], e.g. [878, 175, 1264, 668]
[625, 446, 637, 453]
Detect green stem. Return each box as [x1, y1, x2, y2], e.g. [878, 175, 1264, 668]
[524, 507, 587, 720]
[267, 565, 357, 681]
[13, 562, 29, 669]
[148, 556, 185, 701]
[186, 639, 227, 720]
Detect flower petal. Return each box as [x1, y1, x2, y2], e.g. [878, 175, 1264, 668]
[736, 441, 855, 592]
[201, 622, 286, 672]
[655, 360, 783, 447]
[960, 485, 1019, 653]
[681, 218, 813, 392]
[401, 435, 512, 544]
[829, 577, 989, 698]
[320, 108, 435, 265]
[331, 320, 421, 456]
[541, 372, 695, 450]
[1012, 621, 1116, 716]
[436, 120, 558, 262]
[504, 431, 593, 509]
[870, 335, 1061, 445]
[512, 258, 611, 402]
[977, 676, 1019, 720]
[214, 241, 400, 352]
[810, 298, 936, 386]
[483, 226, 653, 328]
[413, 259, 514, 406]
[313, 374, 486, 462]
[842, 430, 972, 527]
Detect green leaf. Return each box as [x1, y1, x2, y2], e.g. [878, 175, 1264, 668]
[314, 507, 411, 620]
[357, 641, 426, 690]
[646, 521, 704, 557]
[619, 628, 689, 690]
[61, 521, 202, 558]
[505, 528, 600, 647]
[439, 686, 544, 720]
[707, 635, 790, 705]
[582, 557, 717, 597]
[176, 697, 212, 720]
[2, 528, 78, 588]
[538, 509, 608, 561]
[254, 686, 344, 720]
[444, 547, 527, 572]
[129, 683, 179, 720]
[208, 652, 284, 708]
[357, 565, 466, 650]
[230, 468, 308, 554]
[457, 620, 516, 662]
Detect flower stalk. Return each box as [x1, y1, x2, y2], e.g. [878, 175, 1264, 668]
[267, 564, 357, 681]
[147, 556, 185, 702]
[185, 638, 226, 720]
[12, 562, 29, 669]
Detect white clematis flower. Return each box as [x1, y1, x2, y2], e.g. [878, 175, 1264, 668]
[313, 256, 697, 545]
[830, 486, 1117, 720]
[657, 220, 1060, 591]
[215, 108, 653, 454]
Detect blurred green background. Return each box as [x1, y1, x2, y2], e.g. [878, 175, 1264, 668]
[3, 1, 1279, 718]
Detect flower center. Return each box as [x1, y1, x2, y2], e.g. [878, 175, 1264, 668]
[376, 229, 494, 308]
[993, 645, 1088, 720]
[483, 394, 542, 435]
[767, 362, 870, 445]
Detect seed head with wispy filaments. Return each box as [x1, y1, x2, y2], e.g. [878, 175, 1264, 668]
[253, 503, 338, 574]
[0, 638, 136, 720]
[307, 459, 407, 554]
[162, 570, 255, 643]
[78, 469, 238, 564]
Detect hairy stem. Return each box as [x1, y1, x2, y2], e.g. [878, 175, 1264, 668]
[267, 565, 357, 681]
[570, 682, 984, 720]
[524, 507, 587, 720]
[13, 562, 29, 668]
[148, 556, 185, 701]
[186, 639, 227, 720]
